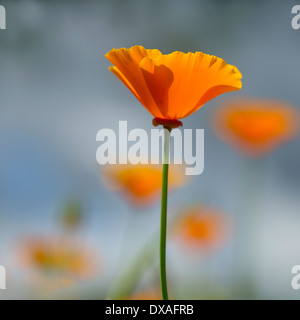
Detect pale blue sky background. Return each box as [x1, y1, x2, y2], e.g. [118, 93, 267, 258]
[0, 0, 299, 299]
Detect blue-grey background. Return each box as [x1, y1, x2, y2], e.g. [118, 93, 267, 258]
[0, 0, 299, 299]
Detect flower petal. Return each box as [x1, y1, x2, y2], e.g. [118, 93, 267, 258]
[139, 60, 174, 116]
[109, 66, 142, 103]
[105, 46, 164, 117]
[140, 51, 242, 119]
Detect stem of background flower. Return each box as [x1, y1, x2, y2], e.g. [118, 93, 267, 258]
[160, 127, 170, 300]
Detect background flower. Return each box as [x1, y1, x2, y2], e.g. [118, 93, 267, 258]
[101, 164, 186, 207]
[213, 98, 299, 157]
[129, 288, 161, 300]
[172, 206, 231, 252]
[19, 237, 97, 279]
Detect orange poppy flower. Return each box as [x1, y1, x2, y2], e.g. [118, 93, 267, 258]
[173, 206, 230, 251]
[102, 164, 185, 207]
[105, 45, 242, 127]
[19, 237, 96, 278]
[213, 98, 299, 157]
[129, 288, 161, 300]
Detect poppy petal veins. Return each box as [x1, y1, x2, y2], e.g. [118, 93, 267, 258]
[106, 45, 242, 121]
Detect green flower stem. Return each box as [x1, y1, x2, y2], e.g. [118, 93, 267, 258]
[160, 127, 170, 300]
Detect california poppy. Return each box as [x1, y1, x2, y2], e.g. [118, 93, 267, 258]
[105, 45, 241, 300]
[105, 45, 242, 127]
[102, 164, 185, 207]
[129, 288, 162, 300]
[173, 206, 230, 251]
[19, 237, 96, 278]
[213, 98, 299, 157]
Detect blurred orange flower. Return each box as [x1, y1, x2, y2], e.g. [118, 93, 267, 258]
[102, 164, 185, 207]
[129, 288, 161, 300]
[213, 98, 299, 157]
[173, 206, 230, 251]
[20, 237, 96, 278]
[105, 45, 242, 125]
